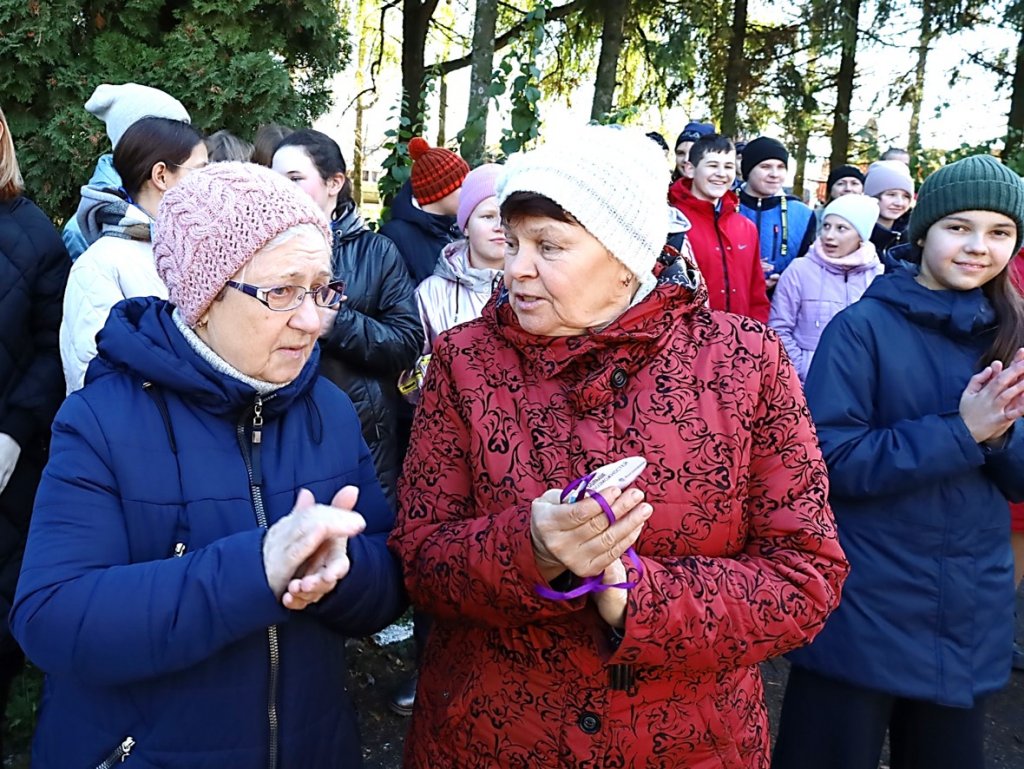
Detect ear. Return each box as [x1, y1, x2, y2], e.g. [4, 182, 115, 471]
[683, 161, 696, 180]
[150, 161, 172, 193]
[326, 172, 345, 198]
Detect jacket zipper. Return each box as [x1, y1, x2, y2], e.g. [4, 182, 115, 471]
[713, 208, 732, 311]
[94, 736, 135, 768]
[236, 394, 280, 769]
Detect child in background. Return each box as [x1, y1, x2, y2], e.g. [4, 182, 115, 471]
[769, 194, 882, 382]
[774, 155, 1024, 769]
[865, 159, 915, 259]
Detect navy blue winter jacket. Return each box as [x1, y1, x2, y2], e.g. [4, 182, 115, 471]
[789, 268, 1024, 707]
[738, 188, 816, 276]
[11, 297, 405, 768]
[379, 181, 461, 285]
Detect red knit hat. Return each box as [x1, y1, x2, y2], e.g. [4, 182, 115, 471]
[409, 137, 469, 205]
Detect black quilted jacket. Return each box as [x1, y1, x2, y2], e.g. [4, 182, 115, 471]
[319, 205, 423, 508]
[0, 195, 69, 651]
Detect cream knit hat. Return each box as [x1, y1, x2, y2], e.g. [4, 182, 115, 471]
[822, 194, 880, 243]
[496, 126, 668, 283]
[85, 83, 191, 149]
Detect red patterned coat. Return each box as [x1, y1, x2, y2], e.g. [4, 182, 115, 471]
[392, 261, 848, 768]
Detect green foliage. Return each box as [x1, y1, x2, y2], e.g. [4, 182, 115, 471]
[0, 0, 349, 222]
[453, 1, 548, 162]
[377, 76, 437, 222]
[4, 662, 42, 758]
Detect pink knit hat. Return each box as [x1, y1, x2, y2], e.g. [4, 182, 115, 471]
[456, 163, 503, 232]
[153, 162, 330, 326]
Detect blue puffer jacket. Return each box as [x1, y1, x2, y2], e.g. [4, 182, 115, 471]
[11, 297, 406, 768]
[737, 188, 816, 276]
[790, 267, 1024, 707]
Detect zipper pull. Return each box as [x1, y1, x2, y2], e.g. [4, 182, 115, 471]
[252, 395, 264, 445]
[119, 736, 135, 761]
[173, 542, 186, 557]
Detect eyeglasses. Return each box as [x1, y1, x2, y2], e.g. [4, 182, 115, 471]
[225, 280, 346, 311]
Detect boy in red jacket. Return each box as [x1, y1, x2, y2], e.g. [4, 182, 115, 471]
[669, 133, 769, 321]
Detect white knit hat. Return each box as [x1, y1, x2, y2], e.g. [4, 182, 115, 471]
[822, 194, 880, 242]
[496, 126, 668, 284]
[85, 83, 191, 149]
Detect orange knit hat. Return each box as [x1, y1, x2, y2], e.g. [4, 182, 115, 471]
[409, 137, 469, 205]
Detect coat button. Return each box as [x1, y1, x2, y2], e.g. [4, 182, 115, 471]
[610, 368, 627, 388]
[578, 711, 601, 734]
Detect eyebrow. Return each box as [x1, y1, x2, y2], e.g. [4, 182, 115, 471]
[942, 215, 1015, 226]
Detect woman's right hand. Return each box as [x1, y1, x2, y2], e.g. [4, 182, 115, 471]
[960, 349, 1024, 444]
[262, 488, 366, 601]
[530, 486, 652, 582]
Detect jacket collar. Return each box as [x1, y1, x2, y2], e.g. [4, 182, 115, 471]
[485, 261, 706, 411]
[864, 266, 997, 339]
[91, 297, 320, 417]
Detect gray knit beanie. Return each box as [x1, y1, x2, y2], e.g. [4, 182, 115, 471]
[909, 154, 1024, 252]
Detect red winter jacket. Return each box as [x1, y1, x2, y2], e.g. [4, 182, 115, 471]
[669, 177, 770, 322]
[392, 262, 848, 769]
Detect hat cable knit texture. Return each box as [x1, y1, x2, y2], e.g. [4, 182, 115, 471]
[496, 126, 668, 283]
[408, 137, 470, 205]
[908, 154, 1024, 252]
[84, 82, 191, 149]
[153, 162, 331, 326]
[863, 160, 915, 198]
[822, 194, 880, 243]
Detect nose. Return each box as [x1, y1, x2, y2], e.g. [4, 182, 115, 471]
[289, 292, 322, 333]
[504, 244, 537, 283]
[964, 232, 987, 254]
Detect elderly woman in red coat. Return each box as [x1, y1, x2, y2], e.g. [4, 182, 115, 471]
[390, 125, 849, 769]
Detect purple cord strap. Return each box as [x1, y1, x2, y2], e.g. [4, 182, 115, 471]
[535, 473, 645, 601]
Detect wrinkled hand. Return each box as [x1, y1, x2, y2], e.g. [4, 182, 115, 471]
[262, 487, 365, 605]
[960, 349, 1024, 445]
[0, 433, 20, 495]
[530, 486, 651, 583]
[282, 486, 362, 610]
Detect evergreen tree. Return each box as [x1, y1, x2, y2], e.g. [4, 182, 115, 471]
[0, 0, 349, 220]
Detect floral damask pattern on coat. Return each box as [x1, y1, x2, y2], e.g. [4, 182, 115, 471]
[392, 261, 848, 768]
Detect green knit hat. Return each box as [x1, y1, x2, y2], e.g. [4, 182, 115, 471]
[909, 154, 1024, 252]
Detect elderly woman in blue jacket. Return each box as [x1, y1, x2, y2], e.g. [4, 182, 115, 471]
[11, 162, 405, 769]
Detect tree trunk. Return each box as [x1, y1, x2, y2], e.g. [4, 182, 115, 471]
[437, 73, 448, 146]
[907, 0, 935, 162]
[462, 0, 499, 164]
[401, 0, 440, 136]
[1006, 24, 1024, 160]
[793, 126, 810, 200]
[721, 0, 748, 137]
[829, 0, 861, 172]
[352, 0, 368, 206]
[589, 0, 631, 121]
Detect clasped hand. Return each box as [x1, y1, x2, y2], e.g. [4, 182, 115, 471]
[960, 348, 1024, 445]
[530, 485, 651, 582]
[262, 487, 365, 610]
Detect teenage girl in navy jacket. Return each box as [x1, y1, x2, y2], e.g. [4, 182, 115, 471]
[773, 155, 1024, 769]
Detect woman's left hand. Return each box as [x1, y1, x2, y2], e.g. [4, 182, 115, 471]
[592, 559, 629, 629]
[530, 486, 651, 582]
[282, 486, 361, 610]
